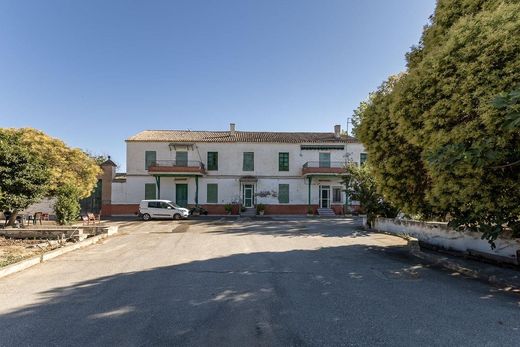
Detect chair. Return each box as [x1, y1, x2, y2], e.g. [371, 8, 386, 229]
[33, 212, 43, 225]
[86, 212, 101, 224]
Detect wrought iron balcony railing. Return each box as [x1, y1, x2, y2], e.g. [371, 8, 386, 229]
[147, 160, 206, 174]
[302, 161, 346, 175]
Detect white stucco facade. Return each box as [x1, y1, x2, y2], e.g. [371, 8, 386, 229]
[108, 126, 366, 215]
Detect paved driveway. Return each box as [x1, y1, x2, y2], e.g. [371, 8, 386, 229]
[0, 218, 518, 346]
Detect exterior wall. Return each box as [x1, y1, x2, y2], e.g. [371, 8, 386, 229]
[126, 141, 366, 177]
[19, 198, 56, 216]
[374, 218, 520, 264]
[110, 139, 366, 215]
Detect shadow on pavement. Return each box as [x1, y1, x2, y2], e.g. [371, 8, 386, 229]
[1, 244, 519, 346]
[205, 218, 366, 238]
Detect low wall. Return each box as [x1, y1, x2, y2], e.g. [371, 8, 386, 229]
[373, 218, 520, 264]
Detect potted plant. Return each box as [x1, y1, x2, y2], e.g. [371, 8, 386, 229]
[256, 204, 266, 215]
[307, 206, 314, 217]
[240, 206, 246, 213]
[224, 204, 232, 215]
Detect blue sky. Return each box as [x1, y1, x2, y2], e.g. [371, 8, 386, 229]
[0, 0, 436, 171]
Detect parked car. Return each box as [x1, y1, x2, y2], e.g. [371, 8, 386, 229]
[139, 200, 189, 221]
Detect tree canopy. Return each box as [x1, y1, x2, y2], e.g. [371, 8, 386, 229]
[0, 128, 101, 224]
[0, 130, 50, 219]
[353, 0, 520, 244]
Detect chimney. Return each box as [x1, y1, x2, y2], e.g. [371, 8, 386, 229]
[334, 124, 341, 139]
[230, 123, 236, 136]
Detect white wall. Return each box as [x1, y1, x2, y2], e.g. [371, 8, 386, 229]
[374, 218, 520, 264]
[126, 141, 366, 176]
[19, 198, 56, 215]
[118, 140, 365, 206]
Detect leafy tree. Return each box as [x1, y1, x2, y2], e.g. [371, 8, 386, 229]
[353, 0, 520, 245]
[0, 128, 101, 225]
[342, 163, 399, 227]
[16, 128, 101, 199]
[54, 185, 81, 225]
[0, 130, 51, 225]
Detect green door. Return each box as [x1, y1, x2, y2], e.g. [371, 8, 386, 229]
[176, 184, 188, 207]
[243, 184, 254, 208]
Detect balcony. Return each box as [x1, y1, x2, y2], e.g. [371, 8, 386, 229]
[147, 160, 206, 175]
[302, 161, 346, 176]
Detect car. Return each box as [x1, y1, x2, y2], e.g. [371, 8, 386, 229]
[138, 200, 190, 221]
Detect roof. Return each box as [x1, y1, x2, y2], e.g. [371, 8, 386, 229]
[127, 130, 359, 143]
[100, 159, 117, 167]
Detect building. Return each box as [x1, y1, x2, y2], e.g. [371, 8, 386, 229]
[102, 124, 366, 216]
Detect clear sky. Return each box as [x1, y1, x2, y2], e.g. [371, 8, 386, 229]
[0, 0, 436, 171]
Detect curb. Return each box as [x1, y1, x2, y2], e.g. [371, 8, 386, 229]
[407, 239, 520, 290]
[0, 232, 111, 280]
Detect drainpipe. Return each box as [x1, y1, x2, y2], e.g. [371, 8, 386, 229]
[155, 176, 161, 199]
[307, 176, 312, 208]
[195, 176, 199, 206]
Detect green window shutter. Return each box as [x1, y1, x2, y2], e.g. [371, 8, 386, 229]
[145, 151, 156, 169]
[243, 152, 254, 171]
[145, 183, 156, 199]
[207, 152, 218, 171]
[176, 151, 188, 166]
[278, 184, 289, 203]
[207, 184, 218, 203]
[319, 153, 331, 168]
[360, 153, 368, 165]
[279, 152, 289, 171]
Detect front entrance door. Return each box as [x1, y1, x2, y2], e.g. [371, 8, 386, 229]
[320, 185, 330, 208]
[176, 184, 188, 207]
[243, 184, 254, 208]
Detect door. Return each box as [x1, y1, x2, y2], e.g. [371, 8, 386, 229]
[176, 184, 188, 207]
[243, 184, 254, 208]
[319, 153, 331, 168]
[320, 185, 330, 208]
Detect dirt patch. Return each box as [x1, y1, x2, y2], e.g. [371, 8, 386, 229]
[0, 236, 62, 268]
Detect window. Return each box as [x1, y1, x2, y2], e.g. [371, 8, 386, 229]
[176, 151, 188, 166]
[278, 184, 289, 203]
[207, 152, 218, 171]
[333, 187, 342, 203]
[243, 152, 254, 171]
[145, 151, 156, 169]
[145, 184, 156, 200]
[319, 152, 331, 168]
[279, 152, 289, 171]
[207, 184, 218, 203]
[360, 153, 368, 165]
[160, 202, 171, 209]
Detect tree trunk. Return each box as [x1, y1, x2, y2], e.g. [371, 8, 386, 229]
[7, 210, 18, 227]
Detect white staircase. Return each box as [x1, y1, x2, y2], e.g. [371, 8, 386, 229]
[240, 208, 257, 217]
[317, 208, 336, 217]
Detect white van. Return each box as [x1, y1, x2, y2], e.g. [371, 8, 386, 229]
[139, 200, 190, 221]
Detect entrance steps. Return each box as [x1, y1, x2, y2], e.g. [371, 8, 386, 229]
[240, 208, 257, 217]
[317, 208, 336, 216]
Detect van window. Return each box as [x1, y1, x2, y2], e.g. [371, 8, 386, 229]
[148, 201, 160, 208]
[160, 202, 171, 209]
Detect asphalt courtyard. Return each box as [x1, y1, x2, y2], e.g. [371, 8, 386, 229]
[0, 217, 519, 346]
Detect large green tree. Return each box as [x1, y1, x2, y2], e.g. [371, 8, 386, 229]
[0, 128, 101, 225]
[353, 0, 520, 244]
[0, 130, 51, 225]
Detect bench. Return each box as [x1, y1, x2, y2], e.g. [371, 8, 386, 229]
[84, 213, 101, 225]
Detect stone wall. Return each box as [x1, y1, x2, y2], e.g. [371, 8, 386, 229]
[374, 218, 520, 264]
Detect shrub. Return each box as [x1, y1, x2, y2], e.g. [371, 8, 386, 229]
[54, 185, 81, 225]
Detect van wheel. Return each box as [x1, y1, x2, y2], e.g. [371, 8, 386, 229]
[173, 214, 181, 220]
[142, 213, 151, 221]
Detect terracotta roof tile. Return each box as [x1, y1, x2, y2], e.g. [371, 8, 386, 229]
[127, 130, 359, 143]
